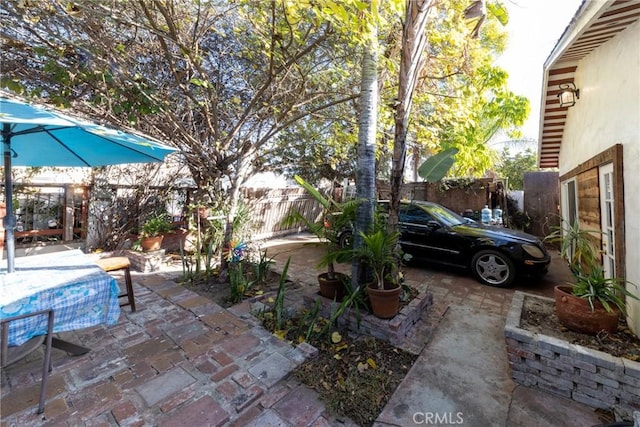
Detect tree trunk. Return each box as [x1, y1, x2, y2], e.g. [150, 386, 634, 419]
[219, 155, 252, 276]
[351, 1, 379, 287]
[388, 0, 433, 231]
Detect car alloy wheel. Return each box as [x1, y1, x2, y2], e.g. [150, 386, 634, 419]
[339, 230, 353, 249]
[471, 249, 515, 287]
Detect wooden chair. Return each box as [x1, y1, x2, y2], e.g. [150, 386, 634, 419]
[1, 309, 54, 414]
[95, 257, 136, 312]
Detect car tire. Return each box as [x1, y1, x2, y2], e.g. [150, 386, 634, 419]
[470, 249, 515, 287]
[338, 230, 353, 248]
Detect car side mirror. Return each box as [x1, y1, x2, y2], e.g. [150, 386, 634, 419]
[427, 220, 441, 230]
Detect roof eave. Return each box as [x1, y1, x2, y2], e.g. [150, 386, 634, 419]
[537, 0, 621, 168]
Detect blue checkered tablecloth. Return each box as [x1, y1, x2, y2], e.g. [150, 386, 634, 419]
[0, 249, 121, 346]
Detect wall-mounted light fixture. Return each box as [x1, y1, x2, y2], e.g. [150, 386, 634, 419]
[558, 82, 580, 108]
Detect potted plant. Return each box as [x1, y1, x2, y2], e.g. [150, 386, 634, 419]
[282, 175, 357, 300]
[140, 215, 173, 252]
[546, 219, 638, 334]
[351, 227, 404, 319]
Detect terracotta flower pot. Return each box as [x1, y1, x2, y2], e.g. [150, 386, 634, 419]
[318, 272, 348, 301]
[140, 235, 164, 252]
[367, 282, 401, 319]
[554, 285, 620, 335]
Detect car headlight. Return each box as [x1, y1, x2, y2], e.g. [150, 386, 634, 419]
[522, 244, 545, 259]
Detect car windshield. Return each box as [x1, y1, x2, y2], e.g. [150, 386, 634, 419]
[424, 203, 467, 227]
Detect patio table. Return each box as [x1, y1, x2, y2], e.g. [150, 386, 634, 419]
[0, 249, 121, 349]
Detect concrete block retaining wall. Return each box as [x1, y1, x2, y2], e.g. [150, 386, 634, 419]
[505, 291, 640, 417]
[113, 249, 166, 272]
[303, 290, 433, 347]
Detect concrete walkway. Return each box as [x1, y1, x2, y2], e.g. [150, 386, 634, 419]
[1, 234, 606, 426]
[371, 251, 604, 426]
[376, 303, 603, 426]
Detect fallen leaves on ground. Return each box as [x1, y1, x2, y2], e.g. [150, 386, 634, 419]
[294, 335, 417, 427]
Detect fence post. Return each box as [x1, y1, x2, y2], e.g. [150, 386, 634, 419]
[63, 184, 74, 241]
[0, 202, 5, 260]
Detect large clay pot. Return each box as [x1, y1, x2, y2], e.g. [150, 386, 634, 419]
[160, 229, 188, 252]
[554, 285, 620, 335]
[140, 235, 164, 252]
[367, 282, 401, 319]
[318, 272, 348, 301]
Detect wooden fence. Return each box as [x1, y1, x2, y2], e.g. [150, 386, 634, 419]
[0, 183, 326, 251]
[2, 176, 530, 252]
[241, 187, 324, 240]
[523, 171, 560, 238]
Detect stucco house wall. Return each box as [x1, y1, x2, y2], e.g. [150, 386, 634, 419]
[559, 20, 639, 172]
[557, 19, 640, 334]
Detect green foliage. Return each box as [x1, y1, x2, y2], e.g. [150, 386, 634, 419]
[191, 199, 253, 262]
[505, 195, 531, 231]
[437, 177, 477, 193]
[417, 148, 459, 182]
[572, 266, 639, 316]
[228, 262, 255, 304]
[227, 249, 274, 304]
[300, 299, 323, 342]
[268, 121, 358, 184]
[1, 0, 364, 235]
[179, 236, 217, 286]
[252, 249, 274, 283]
[274, 258, 291, 331]
[351, 228, 402, 289]
[1, 0, 529, 229]
[406, 0, 528, 177]
[283, 175, 358, 279]
[141, 215, 173, 237]
[487, 1, 509, 26]
[545, 219, 601, 278]
[545, 218, 639, 314]
[496, 147, 538, 190]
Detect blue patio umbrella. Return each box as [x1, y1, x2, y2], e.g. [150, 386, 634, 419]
[0, 94, 177, 272]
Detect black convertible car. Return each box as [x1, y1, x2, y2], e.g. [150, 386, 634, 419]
[338, 200, 550, 287]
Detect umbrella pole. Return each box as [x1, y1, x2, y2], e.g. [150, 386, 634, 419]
[2, 125, 16, 273]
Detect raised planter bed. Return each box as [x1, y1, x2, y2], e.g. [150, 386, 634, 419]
[302, 290, 433, 348]
[112, 249, 167, 272]
[504, 291, 640, 418]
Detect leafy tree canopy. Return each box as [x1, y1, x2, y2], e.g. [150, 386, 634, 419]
[1, 0, 529, 191]
[1, 0, 360, 197]
[495, 146, 538, 190]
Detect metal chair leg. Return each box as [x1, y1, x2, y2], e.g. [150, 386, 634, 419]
[123, 265, 136, 312]
[38, 310, 54, 414]
[1, 309, 55, 415]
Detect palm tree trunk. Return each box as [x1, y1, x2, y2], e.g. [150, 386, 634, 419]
[351, 3, 379, 287]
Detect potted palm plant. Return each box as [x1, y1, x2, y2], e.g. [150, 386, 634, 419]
[351, 227, 404, 319]
[140, 214, 173, 252]
[282, 175, 357, 300]
[546, 219, 638, 334]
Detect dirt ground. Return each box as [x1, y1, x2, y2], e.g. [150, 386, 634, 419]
[184, 268, 300, 308]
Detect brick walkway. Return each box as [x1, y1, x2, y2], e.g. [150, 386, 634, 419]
[0, 263, 355, 426]
[1, 235, 574, 426]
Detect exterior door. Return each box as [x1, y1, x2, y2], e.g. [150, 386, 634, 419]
[561, 178, 578, 227]
[599, 163, 615, 279]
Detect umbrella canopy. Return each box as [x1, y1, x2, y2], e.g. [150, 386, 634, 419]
[0, 94, 177, 272]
